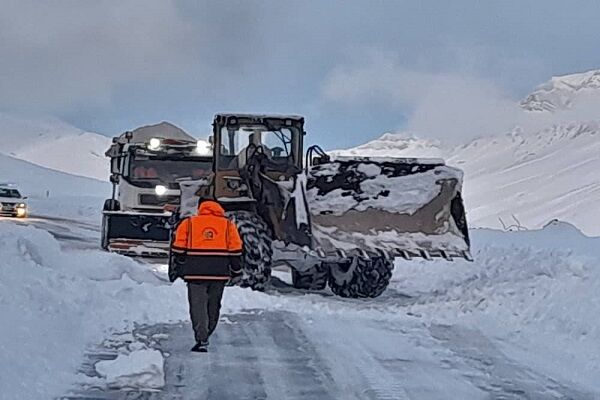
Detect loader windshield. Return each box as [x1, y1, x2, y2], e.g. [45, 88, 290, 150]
[219, 125, 299, 170]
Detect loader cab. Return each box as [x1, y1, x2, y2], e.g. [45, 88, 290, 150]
[212, 114, 305, 200]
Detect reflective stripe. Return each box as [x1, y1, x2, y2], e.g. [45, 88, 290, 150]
[184, 275, 230, 281]
[185, 251, 233, 256]
[172, 247, 242, 256]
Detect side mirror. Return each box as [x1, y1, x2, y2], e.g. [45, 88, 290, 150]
[208, 135, 214, 145]
[109, 174, 120, 184]
[22, 196, 28, 200]
[313, 154, 331, 166]
[110, 157, 121, 174]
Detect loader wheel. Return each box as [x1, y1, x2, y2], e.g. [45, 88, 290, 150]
[327, 256, 394, 298]
[228, 211, 273, 291]
[291, 263, 329, 291]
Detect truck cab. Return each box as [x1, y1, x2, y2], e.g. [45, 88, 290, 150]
[102, 122, 212, 257]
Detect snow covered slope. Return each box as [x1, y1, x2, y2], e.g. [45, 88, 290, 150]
[450, 122, 600, 235]
[521, 69, 600, 112]
[0, 152, 110, 219]
[0, 113, 111, 181]
[334, 71, 600, 236]
[335, 132, 445, 159]
[0, 152, 108, 198]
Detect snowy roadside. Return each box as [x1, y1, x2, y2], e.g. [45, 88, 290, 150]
[27, 195, 105, 223]
[2, 216, 600, 397]
[0, 222, 188, 399]
[389, 221, 600, 393]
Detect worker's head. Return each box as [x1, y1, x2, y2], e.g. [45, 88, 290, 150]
[197, 196, 217, 210]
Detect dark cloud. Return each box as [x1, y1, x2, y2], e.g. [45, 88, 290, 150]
[1, 0, 600, 148]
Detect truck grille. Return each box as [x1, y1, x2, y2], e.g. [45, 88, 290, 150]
[139, 194, 180, 206]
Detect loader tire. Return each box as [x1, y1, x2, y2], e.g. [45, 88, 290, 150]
[327, 256, 394, 298]
[291, 263, 329, 290]
[228, 211, 273, 291]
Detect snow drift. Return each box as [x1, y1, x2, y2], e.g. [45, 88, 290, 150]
[0, 222, 187, 400]
[0, 113, 111, 181]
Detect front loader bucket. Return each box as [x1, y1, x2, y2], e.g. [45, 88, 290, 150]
[102, 211, 171, 257]
[306, 157, 471, 261]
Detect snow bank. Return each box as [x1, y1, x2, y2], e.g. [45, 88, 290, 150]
[95, 349, 165, 390]
[391, 223, 600, 389]
[0, 222, 187, 400]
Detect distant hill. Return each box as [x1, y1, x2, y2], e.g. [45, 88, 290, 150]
[0, 113, 111, 181]
[334, 70, 600, 236]
[0, 152, 109, 199]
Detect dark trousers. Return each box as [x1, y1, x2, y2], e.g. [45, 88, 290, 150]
[187, 280, 226, 343]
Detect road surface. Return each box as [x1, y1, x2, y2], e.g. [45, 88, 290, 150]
[5, 215, 593, 400]
[61, 311, 593, 400]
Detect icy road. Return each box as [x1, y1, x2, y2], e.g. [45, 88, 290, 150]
[63, 310, 594, 400]
[1, 213, 599, 399]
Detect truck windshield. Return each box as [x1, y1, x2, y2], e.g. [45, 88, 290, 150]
[0, 188, 21, 198]
[219, 125, 298, 170]
[128, 159, 211, 183]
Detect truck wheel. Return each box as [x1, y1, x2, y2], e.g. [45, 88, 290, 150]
[327, 256, 394, 298]
[228, 211, 273, 291]
[291, 263, 329, 290]
[101, 214, 110, 250]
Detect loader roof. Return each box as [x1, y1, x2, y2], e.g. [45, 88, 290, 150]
[213, 113, 304, 122]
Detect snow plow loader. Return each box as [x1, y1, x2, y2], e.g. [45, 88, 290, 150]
[174, 114, 471, 298]
[101, 122, 212, 257]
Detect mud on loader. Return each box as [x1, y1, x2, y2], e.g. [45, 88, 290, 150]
[172, 114, 471, 298]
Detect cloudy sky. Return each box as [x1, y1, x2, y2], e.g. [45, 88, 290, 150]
[1, 0, 600, 148]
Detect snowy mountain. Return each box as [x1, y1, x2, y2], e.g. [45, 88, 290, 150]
[334, 133, 445, 159]
[520, 69, 600, 112]
[0, 113, 111, 181]
[335, 71, 600, 236]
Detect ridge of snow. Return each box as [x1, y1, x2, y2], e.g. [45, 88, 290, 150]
[331, 132, 445, 159]
[0, 113, 111, 181]
[520, 69, 600, 112]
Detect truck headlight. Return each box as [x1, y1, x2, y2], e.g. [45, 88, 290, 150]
[18, 203, 26, 208]
[16, 208, 26, 217]
[148, 138, 161, 150]
[196, 140, 212, 156]
[155, 185, 167, 196]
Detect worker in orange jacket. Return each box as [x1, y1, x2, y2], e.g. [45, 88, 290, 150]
[170, 199, 243, 352]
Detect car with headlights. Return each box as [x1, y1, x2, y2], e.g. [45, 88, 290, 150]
[0, 184, 28, 218]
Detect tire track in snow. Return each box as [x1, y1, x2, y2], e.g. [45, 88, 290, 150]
[429, 324, 596, 400]
[63, 312, 344, 399]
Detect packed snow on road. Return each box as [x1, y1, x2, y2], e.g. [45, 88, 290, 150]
[1, 194, 599, 399]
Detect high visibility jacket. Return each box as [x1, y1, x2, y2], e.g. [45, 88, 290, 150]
[170, 201, 243, 281]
